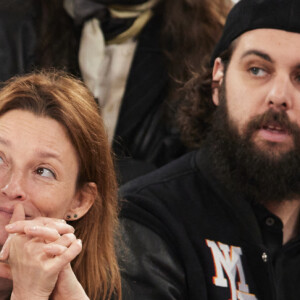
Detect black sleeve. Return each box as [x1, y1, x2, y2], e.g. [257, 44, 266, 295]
[118, 218, 188, 300]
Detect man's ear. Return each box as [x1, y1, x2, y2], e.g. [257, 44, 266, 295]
[65, 182, 97, 221]
[212, 58, 225, 106]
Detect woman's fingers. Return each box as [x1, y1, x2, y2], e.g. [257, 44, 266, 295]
[6, 219, 74, 233]
[55, 239, 82, 265]
[45, 221, 75, 235]
[0, 262, 12, 280]
[26, 225, 60, 241]
[6, 224, 60, 241]
[5, 207, 74, 243]
[10, 203, 25, 223]
[34, 217, 67, 224]
[5, 221, 74, 242]
[0, 234, 14, 261]
[43, 233, 76, 256]
[0, 204, 25, 262]
[43, 234, 82, 266]
[44, 244, 68, 256]
[3, 215, 77, 260]
[53, 233, 77, 247]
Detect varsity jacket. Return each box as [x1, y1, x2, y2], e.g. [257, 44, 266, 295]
[119, 149, 300, 300]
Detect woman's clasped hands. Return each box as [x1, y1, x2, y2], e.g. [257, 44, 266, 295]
[0, 203, 88, 300]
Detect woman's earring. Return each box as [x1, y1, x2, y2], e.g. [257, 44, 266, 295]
[65, 214, 78, 220]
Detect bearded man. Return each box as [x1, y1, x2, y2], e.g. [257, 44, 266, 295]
[118, 0, 300, 299]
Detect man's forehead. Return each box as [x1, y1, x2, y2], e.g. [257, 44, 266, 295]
[231, 28, 300, 63]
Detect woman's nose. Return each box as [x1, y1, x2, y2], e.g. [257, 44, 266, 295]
[0, 172, 26, 201]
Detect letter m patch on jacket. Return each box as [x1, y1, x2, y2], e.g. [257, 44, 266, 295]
[206, 239, 258, 300]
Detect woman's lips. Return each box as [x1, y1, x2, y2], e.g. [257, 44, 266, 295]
[0, 207, 13, 215]
[0, 206, 31, 219]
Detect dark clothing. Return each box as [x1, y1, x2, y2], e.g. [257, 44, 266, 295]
[119, 149, 300, 300]
[0, 0, 37, 82]
[112, 14, 187, 183]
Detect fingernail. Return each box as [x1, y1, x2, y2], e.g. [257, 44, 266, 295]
[0, 248, 4, 259]
[5, 224, 15, 231]
[28, 226, 37, 232]
[77, 239, 82, 245]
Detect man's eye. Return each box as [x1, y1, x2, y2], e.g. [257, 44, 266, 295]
[249, 67, 267, 77]
[0, 156, 4, 164]
[294, 74, 300, 83]
[36, 167, 56, 179]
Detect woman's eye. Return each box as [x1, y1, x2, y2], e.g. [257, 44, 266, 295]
[249, 67, 267, 77]
[36, 167, 56, 179]
[0, 156, 7, 167]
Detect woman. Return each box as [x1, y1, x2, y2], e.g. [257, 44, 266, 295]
[0, 71, 121, 299]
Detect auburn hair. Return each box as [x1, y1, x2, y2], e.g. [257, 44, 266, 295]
[0, 70, 121, 300]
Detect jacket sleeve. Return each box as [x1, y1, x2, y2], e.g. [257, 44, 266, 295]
[118, 218, 188, 300]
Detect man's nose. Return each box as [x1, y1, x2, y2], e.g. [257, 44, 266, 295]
[265, 75, 292, 111]
[0, 172, 26, 201]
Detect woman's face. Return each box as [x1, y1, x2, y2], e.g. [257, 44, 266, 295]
[0, 109, 82, 245]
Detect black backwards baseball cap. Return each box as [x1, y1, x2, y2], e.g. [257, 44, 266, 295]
[211, 0, 300, 65]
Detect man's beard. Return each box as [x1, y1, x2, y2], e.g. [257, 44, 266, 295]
[204, 85, 300, 204]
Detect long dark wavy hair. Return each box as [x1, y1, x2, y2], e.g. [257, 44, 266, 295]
[175, 42, 235, 148]
[158, 0, 232, 125]
[35, 0, 80, 76]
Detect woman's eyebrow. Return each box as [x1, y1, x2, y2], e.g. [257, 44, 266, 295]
[34, 149, 62, 163]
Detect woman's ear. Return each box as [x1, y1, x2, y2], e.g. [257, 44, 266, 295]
[212, 57, 225, 106]
[65, 182, 97, 221]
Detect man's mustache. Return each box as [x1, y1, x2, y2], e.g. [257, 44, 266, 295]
[245, 109, 300, 137]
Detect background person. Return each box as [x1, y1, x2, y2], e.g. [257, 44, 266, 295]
[0, 71, 121, 300]
[118, 0, 300, 299]
[0, 0, 232, 183]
